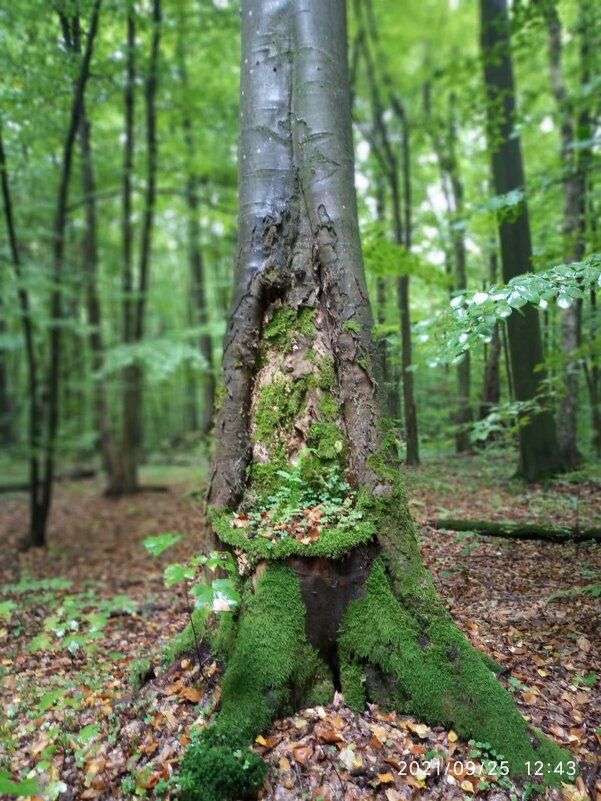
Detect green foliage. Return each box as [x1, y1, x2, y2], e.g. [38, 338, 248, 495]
[211, 453, 375, 563]
[142, 533, 182, 556]
[548, 583, 601, 601]
[0, 772, 42, 798]
[417, 254, 601, 366]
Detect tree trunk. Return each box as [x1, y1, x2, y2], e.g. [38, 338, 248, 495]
[480, 0, 563, 482]
[62, 12, 118, 486]
[0, 126, 41, 519]
[184, 2, 571, 797]
[543, 0, 586, 470]
[184, 132, 215, 439]
[480, 250, 501, 421]
[28, 0, 102, 546]
[354, 0, 419, 465]
[447, 93, 472, 453]
[0, 295, 14, 445]
[110, 2, 161, 496]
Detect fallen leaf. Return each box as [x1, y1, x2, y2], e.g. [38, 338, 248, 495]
[292, 744, 313, 764]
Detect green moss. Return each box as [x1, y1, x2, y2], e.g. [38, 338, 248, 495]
[339, 660, 365, 710]
[306, 421, 347, 462]
[210, 506, 376, 564]
[208, 613, 238, 663]
[180, 567, 331, 800]
[343, 320, 361, 334]
[318, 391, 339, 421]
[160, 609, 206, 665]
[253, 376, 306, 449]
[263, 306, 317, 353]
[180, 734, 267, 801]
[339, 561, 571, 782]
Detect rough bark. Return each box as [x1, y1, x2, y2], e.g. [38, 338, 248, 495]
[188, 3, 571, 799]
[432, 518, 601, 543]
[480, 0, 563, 482]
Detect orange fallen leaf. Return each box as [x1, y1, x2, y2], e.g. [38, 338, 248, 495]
[292, 744, 313, 764]
[182, 686, 202, 703]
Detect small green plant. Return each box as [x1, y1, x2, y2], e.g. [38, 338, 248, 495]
[231, 453, 364, 545]
[548, 583, 601, 601]
[142, 535, 240, 665]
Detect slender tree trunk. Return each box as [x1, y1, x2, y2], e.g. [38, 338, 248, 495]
[178, 64, 215, 435]
[62, 12, 117, 484]
[543, 0, 586, 469]
[187, 4, 571, 798]
[0, 295, 14, 444]
[480, 0, 563, 481]
[447, 93, 472, 453]
[354, 0, 419, 465]
[0, 125, 42, 532]
[480, 250, 502, 421]
[10, 0, 102, 546]
[2, 131, 41, 532]
[112, 2, 161, 495]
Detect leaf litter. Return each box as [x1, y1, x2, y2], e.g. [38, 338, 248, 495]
[0, 460, 599, 800]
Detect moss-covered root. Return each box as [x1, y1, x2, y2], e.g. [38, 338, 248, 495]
[179, 565, 333, 801]
[339, 561, 572, 785]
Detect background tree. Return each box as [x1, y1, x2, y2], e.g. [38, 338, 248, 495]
[480, 0, 563, 481]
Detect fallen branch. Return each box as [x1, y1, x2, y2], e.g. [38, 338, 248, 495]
[430, 518, 601, 543]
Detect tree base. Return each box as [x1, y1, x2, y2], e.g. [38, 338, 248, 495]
[179, 552, 573, 800]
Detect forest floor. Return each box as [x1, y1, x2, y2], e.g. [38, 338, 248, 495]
[0, 452, 600, 801]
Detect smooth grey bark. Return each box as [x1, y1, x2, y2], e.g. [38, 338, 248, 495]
[208, 0, 385, 508]
[480, 0, 563, 482]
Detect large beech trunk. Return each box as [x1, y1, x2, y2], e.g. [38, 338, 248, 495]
[186, 2, 571, 798]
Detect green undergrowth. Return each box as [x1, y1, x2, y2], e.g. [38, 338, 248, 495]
[338, 560, 573, 784]
[179, 566, 333, 801]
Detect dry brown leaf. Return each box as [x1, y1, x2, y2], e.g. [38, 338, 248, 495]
[182, 686, 202, 703]
[292, 744, 313, 764]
